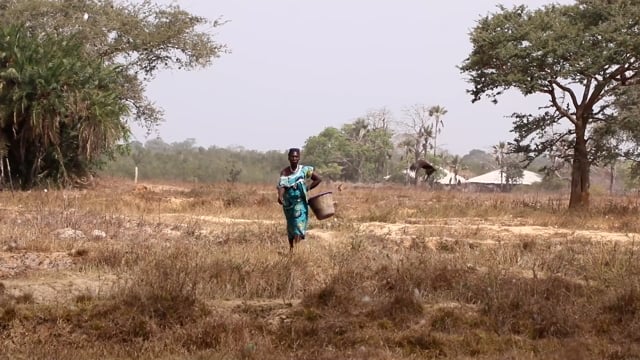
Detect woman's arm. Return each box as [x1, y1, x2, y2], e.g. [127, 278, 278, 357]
[277, 186, 285, 205]
[277, 168, 286, 204]
[309, 172, 322, 191]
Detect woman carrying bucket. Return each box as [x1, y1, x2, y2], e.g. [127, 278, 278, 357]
[277, 148, 322, 250]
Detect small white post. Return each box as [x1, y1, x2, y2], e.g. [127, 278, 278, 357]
[134, 166, 139, 184]
[6, 158, 14, 191]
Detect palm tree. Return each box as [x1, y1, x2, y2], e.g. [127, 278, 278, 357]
[419, 124, 434, 161]
[401, 104, 433, 162]
[491, 141, 508, 187]
[398, 135, 417, 184]
[0, 25, 129, 188]
[448, 155, 464, 185]
[428, 105, 448, 158]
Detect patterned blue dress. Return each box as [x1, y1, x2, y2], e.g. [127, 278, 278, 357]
[277, 165, 314, 242]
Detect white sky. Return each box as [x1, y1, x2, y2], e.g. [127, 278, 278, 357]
[134, 0, 572, 156]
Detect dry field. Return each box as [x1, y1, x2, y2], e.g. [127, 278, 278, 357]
[1, 178, 640, 359]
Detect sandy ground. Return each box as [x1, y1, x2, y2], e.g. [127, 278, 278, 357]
[1, 214, 637, 304]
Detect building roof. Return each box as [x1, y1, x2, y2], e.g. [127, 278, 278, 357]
[466, 169, 543, 185]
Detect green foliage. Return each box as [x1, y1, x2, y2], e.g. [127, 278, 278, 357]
[0, 0, 227, 131]
[611, 84, 640, 181]
[620, 160, 640, 192]
[303, 127, 350, 181]
[534, 175, 568, 192]
[504, 160, 525, 185]
[303, 116, 394, 183]
[101, 136, 626, 193]
[225, 160, 242, 184]
[444, 154, 465, 180]
[461, 149, 495, 176]
[0, 0, 226, 188]
[0, 25, 129, 188]
[102, 139, 284, 184]
[460, 0, 640, 207]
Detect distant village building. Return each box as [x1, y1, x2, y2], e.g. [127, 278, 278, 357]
[465, 169, 543, 192]
[466, 170, 542, 185]
[399, 165, 543, 192]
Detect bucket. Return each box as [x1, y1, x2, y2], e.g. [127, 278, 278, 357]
[308, 191, 335, 220]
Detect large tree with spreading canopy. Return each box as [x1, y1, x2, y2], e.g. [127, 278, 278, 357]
[304, 111, 395, 183]
[0, 0, 226, 188]
[460, 0, 640, 208]
[0, 25, 130, 187]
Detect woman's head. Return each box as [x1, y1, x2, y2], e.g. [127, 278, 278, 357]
[288, 148, 300, 167]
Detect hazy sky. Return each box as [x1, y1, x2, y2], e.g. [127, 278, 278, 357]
[134, 0, 571, 155]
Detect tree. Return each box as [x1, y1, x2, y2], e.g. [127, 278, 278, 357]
[460, 1, 640, 208]
[304, 115, 394, 183]
[362, 108, 394, 177]
[610, 83, 640, 185]
[504, 159, 525, 186]
[342, 118, 370, 182]
[0, 0, 226, 187]
[0, 0, 226, 130]
[428, 105, 448, 158]
[447, 154, 464, 185]
[461, 149, 495, 176]
[491, 141, 509, 188]
[340, 117, 394, 182]
[590, 121, 627, 194]
[225, 160, 242, 184]
[363, 107, 393, 132]
[0, 25, 130, 187]
[399, 104, 433, 165]
[303, 127, 350, 181]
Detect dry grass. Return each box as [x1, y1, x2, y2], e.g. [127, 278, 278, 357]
[1, 178, 640, 359]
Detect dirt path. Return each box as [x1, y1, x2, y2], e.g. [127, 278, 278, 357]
[162, 214, 639, 244]
[0, 251, 74, 278]
[359, 220, 638, 243]
[2, 271, 118, 303]
[2, 215, 637, 305]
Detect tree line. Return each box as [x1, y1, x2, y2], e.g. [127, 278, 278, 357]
[100, 129, 640, 195]
[104, 138, 284, 184]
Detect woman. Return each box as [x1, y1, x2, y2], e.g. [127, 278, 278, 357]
[277, 148, 322, 250]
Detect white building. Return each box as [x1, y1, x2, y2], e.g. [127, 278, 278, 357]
[466, 169, 542, 185]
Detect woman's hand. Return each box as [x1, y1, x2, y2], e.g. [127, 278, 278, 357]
[277, 186, 285, 205]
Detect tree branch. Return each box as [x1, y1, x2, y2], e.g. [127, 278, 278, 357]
[587, 65, 628, 109]
[546, 82, 577, 125]
[552, 80, 580, 109]
[581, 78, 592, 105]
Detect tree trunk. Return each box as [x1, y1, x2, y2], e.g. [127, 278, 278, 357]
[569, 125, 590, 208]
[609, 162, 615, 195]
[413, 146, 420, 186]
[433, 123, 438, 158]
